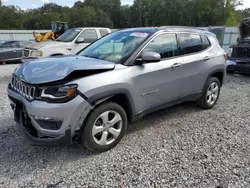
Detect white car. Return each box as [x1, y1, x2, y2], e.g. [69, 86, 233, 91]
[23, 27, 111, 59]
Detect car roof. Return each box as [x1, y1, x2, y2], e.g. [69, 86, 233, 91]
[116, 26, 214, 36]
[70, 27, 111, 30]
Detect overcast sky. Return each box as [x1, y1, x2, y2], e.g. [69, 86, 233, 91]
[1, 0, 250, 10]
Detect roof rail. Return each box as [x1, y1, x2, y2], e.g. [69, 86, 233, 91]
[158, 26, 205, 31]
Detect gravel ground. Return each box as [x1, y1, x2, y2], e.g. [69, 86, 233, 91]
[0, 64, 250, 188]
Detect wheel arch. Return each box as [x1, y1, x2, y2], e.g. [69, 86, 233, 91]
[86, 89, 136, 123]
[203, 69, 225, 92]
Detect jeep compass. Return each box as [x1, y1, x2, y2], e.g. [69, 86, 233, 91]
[8, 27, 226, 152]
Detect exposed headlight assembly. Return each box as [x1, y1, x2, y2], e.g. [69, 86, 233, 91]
[30, 50, 43, 57]
[41, 84, 78, 103]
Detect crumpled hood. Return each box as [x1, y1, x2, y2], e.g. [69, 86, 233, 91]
[14, 56, 115, 84]
[25, 40, 65, 50]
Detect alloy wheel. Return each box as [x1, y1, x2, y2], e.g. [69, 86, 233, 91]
[92, 110, 122, 146]
[206, 82, 219, 105]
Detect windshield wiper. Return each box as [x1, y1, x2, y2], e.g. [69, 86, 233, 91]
[83, 55, 99, 60]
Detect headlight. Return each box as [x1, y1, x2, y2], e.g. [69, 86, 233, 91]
[30, 50, 43, 57]
[41, 84, 78, 103]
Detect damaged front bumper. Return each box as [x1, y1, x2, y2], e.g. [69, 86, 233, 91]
[7, 85, 92, 146]
[227, 58, 250, 73]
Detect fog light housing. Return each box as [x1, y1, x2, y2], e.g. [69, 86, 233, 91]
[34, 116, 63, 130]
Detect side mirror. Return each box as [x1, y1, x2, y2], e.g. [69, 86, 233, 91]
[237, 37, 240, 43]
[135, 51, 161, 65]
[76, 37, 85, 44]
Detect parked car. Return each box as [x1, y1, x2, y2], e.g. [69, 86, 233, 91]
[227, 17, 250, 74]
[0, 40, 33, 63]
[23, 27, 111, 59]
[8, 27, 226, 152]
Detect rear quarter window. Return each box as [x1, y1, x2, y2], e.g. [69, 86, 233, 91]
[100, 29, 109, 37]
[178, 33, 203, 55]
[201, 35, 211, 50]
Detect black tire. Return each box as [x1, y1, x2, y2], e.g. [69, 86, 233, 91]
[197, 77, 221, 109]
[79, 102, 127, 153]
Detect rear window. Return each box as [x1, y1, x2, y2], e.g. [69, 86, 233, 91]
[100, 29, 109, 37]
[179, 33, 203, 55]
[201, 35, 211, 49]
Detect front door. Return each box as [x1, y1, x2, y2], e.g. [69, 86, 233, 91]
[131, 33, 184, 112]
[73, 29, 99, 54]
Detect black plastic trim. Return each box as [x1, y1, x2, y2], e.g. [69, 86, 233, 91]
[227, 65, 250, 73]
[86, 89, 136, 118]
[77, 90, 88, 100]
[204, 69, 225, 90]
[133, 92, 202, 121]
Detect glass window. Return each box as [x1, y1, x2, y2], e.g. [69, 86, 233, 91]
[179, 33, 203, 55]
[100, 29, 109, 37]
[201, 35, 211, 49]
[56, 29, 82, 42]
[78, 30, 152, 63]
[143, 33, 178, 59]
[18, 41, 31, 48]
[1, 41, 18, 48]
[78, 29, 98, 43]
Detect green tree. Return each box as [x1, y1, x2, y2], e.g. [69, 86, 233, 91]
[225, 10, 238, 26]
[0, 0, 246, 30]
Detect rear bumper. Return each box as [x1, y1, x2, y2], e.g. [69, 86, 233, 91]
[227, 58, 250, 73]
[227, 65, 250, 73]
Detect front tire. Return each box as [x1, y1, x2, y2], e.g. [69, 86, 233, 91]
[79, 102, 127, 153]
[197, 77, 221, 109]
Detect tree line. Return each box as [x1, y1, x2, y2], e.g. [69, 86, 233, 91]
[0, 0, 250, 30]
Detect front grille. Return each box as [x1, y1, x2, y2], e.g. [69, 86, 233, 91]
[23, 49, 30, 57]
[11, 76, 36, 100]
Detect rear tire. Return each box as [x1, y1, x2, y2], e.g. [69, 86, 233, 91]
[197, 77, 221, 109]
[79, 102, 127, 153]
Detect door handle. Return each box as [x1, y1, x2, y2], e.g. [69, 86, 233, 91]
[204, 56, 210, 60]
[66, 48, 72, 51]
[171, 63, 183, 69]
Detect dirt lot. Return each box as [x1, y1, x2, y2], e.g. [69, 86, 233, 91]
[0, 64, 250, 188]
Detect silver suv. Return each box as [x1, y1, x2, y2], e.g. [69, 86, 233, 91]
[8, 27, 226, 152]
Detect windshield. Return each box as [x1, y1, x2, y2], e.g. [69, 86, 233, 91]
[56, 29, 82, 42]
[78, 30, 152, 63]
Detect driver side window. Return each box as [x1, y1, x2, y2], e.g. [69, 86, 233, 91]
[78, 29, 98, 43]
[1, 42, 18, 48]
[143, 33, 178, 59]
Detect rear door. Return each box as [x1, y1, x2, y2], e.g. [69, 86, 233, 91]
[177, 33, 211, 97]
